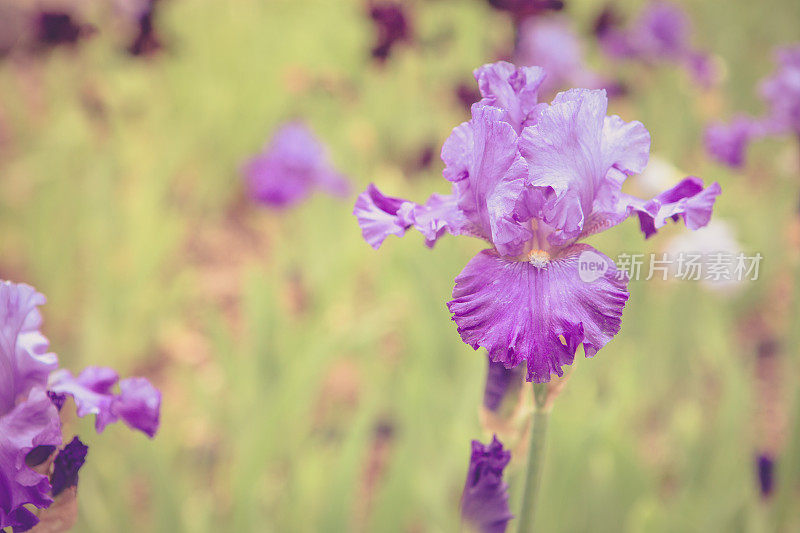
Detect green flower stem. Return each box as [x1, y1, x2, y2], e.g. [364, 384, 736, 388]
[517, 383, 550, 533]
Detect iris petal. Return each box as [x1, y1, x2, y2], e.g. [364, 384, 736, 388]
[448, 245, 629, 383]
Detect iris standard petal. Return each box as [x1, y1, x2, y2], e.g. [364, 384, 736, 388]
[474, 61, 546, 132]
[519, 89, 608, 243]
[0, 282, 59, 415]
[439, 104, 532, 255]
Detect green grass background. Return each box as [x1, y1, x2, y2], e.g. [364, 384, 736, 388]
[1, 0, 799, 531]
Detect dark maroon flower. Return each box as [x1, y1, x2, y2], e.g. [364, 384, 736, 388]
[487, 0, 563, 17]
[593, 5, 621, 39]
[50, 437, 88, 497]
[368, 2, 411, 62]
[34, 11, 94, 49]
[128, 0, 163, 57]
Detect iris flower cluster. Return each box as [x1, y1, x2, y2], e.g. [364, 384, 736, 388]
[706, 44, 800, 168]
[0, 281, 161, 532]
[355, 61, 720, 530]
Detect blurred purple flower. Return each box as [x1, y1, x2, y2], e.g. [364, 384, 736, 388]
[760, 45, 800, 135]
[461, 435, 513, 533]
[596, 2, 719, 87]
[355, 62, 720, 382]
[128, 0, 164, 57]
[704, 116, 761, 168]
[514, 17, 614, 96]
[456, 82, 484, 112]
[34, 11, 94, 49]
[50, 437, 88, 497]
[244, 122, 351, 208]
[704, 44, 800, 168]
[0, 280, 161, 531]
[368, 2, 411, 63]
[756, 453, 775, 498]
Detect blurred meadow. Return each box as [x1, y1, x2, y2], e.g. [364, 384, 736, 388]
[1, 0, 800, 531]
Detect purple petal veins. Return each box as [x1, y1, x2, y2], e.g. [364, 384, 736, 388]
[448, 246, 629, 383]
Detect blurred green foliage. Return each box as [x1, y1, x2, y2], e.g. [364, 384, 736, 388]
[1, 0, 799, 531]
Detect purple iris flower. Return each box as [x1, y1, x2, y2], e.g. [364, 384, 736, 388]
[368, 2, 411, 63]
[243, 122, 351, 208]
[355, 62, 720, 383]
[705, 44, 800, 168]
[514, 17, 615, 96]
[596, 2, 718, 87]
[0, 280, 161, 531]
[760, 45, 800, 136]
[461, 435, 513, 533]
